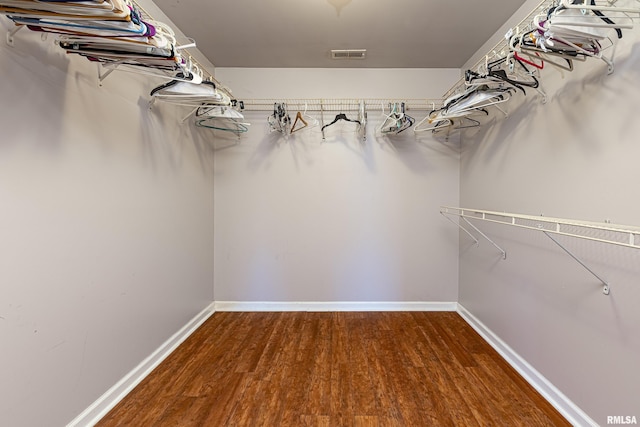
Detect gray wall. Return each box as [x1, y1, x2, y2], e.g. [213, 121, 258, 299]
[213, 68, 461, 303]
[0, 19, 214, 427]
[458, 17, 640, 425]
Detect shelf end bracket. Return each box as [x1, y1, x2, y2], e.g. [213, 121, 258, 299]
[6, 24, 24, 47]
[461, 217, 507, 260]
[440, 211, 479, 246]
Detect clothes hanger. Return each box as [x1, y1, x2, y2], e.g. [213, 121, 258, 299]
[546, 6, 628, 39]
[535, 11, 615, 72]
[507, 30, 545, 71]
[415, 107, 483, 133]
[512, 51, 544, 69]
[560, 0, 640, 15]
[379, 103, 402, 134]
[358, 100, 367, 140]
[358, 101, 367, 126]
[420, 88, 499, 130]
[196, 104, 245, 120]
[195, 101, 249, 133]
[550, 0, 636, 43]
[432, 116, 481, 136]
[151, 81, 230, 117]
[442, 90, 507, 118]
[484, 46, 540, 90]
[518, 25, 581, 71]
[321, 113, 361, 131]
[514, 28, 568, 72]
[149, 73, 184, 96]
[465, 68, 527, 95]
[300, 102, 320, 128]
[290, 111, 308, 133]
[397, 114, 415, 133]
[417, 111, 480, 133]
[195, 118, 249, 134]
[388, 103, 414, 134]
[150, 76, 216, 96]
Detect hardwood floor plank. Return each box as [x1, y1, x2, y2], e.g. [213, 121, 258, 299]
[416, 314, 483, 426]
[372, 336, 427, 426]
[153, 395, 198, 426]
[193, 372, 250, 426]
[408, 366, 457, 427]
[348, 317, 379, 416]
[474, 353, 566, 426]
[429, 312, 478, 368]
[361, 338, 399, 421]
[354, 415, 379, 427]
[252, 312, 288, 381]
[422, 319, 494, 425]
[304, 315, 333, 416]
[97, 312, 571, 427]
[233, 312, 279, 373]
[300, 414, 330, 427]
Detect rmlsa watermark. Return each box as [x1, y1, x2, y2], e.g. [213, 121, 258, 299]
[607, 415, 638, 425]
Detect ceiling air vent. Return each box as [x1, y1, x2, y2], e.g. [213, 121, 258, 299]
[331, 49, 367, 60]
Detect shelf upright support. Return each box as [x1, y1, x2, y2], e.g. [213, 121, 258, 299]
[543, 231, 611, 295]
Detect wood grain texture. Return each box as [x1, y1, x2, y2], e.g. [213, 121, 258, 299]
[97, 312, 570, 426]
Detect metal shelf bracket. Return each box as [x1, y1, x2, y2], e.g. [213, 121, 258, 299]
[439, 206, 640, 296]
[543, 231, 611, 295]
[440, 209, 507, 259]
[6, 24, 23, 47]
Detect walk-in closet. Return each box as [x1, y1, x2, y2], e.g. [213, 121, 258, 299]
[1, 0, 639, 425]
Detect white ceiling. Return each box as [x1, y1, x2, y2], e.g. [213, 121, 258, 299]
[154, 0, 529, 69]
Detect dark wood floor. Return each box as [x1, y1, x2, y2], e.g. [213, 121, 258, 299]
[98, 312, 569, 426]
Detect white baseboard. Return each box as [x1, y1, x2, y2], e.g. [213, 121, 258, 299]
[214, 301, 458, 312]
[66, 302, 216, 427]
[457, 304, 597, 427]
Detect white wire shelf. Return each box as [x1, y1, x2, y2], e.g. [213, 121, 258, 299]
[441, 206, 640, 295]
[239, 98, 443, 112]
[441, 206, 640, 249]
